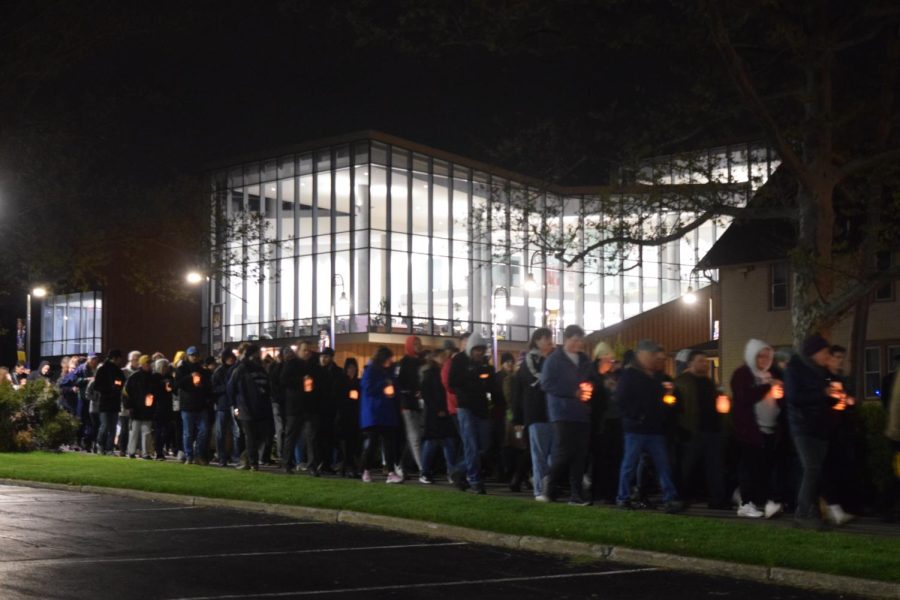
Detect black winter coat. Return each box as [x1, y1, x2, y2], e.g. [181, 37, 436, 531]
[422, 365, 455, 439]
[175, 360, 212, 412]
[280, 357, 319, 416]
[396, 354, 424, 411]
[511, 351, 548, 427]
[785, 354, 837, 440]
[123, 370, 160, 420]
[94, 361, 125, 413]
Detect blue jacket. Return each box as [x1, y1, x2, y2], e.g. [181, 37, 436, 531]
[360, 363, 399, 429]
[540, 348, 593, 424]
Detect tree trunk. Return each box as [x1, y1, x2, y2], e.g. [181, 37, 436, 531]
[849, 294, 872, 398]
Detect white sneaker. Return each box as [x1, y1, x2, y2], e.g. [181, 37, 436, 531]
[361, 470, 372, 483]
[737, 502, 764, 518]
[826, 504, 855, 526]
[535, 495, 551, 503]
[386, 472, 403, 484]
[764, 501, 783, 519]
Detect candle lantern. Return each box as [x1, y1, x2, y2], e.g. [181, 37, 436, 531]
[349, 389, 359, 401]
[303, 376, 314, 393]
[771, 383, 784, 399]
[715, 394, 731, 414]
[115, 379, 123, 388]
[192, 372, 201, 387]
[144, 394, 154, 407]
[384, 384, 395, 397]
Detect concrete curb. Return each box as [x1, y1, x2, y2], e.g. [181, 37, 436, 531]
[2, 478, 898, 599]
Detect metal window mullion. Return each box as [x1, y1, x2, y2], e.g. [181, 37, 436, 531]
[427, 157, 434, 333]
[349, 147, 356, 331]
[385, 146, 393, 322]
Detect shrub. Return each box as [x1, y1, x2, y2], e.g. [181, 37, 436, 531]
[0, 380, 78, 452]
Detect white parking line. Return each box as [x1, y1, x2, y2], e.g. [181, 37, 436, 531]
[95, 506, 199, 512]
[124, 522, 318, 533]
[0, 541, 468, 567]
[165, 568, 660, 600]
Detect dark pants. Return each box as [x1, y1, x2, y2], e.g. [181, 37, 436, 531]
[272, 402, 285, 460]
[361, 427, 397, 472]
[338, 433, 361, 475]
[154, 413, 176, 458]
[97, 411, 119, 453]
[592, 419, 623, 502]
[738, 434, 780, 506]
[679, 431, 725, 505]
[117, 415, 130, 454]
[546, 421, 591, 501]
[283, 413, 319, 471]
[215, 410, 241, 464]
[794, 434, 829, 520]
[240, 419, 266, 468]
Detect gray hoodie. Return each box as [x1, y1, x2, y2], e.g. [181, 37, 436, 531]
[466, 333, 489, 356]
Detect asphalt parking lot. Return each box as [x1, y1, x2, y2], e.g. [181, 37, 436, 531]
[0, 483, 866, 600]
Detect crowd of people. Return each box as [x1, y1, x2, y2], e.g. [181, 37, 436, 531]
[4, 326, 899, 529]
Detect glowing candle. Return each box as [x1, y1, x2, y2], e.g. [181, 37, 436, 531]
[771, 384, 784, 399]
[349, 389, 359, 400]
[715, 394, 731, 414]
[479, 372, 490, 379]
[192, 372, 201, 387]
[115, 379, 123, 388]
[578, 382, 593, 402]
[144, 394, 154, 407]
[384, 384, 395, 397]
[303, 376, 314, 393]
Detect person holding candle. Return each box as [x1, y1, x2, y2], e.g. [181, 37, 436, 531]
[448, 333, 494, 494]
[821, 345, 858, 525]
[731, 339, 786, 519]
[785, 333, 840, 529]
[673, 350, 727, 510]
[280, 341, 321, 475]
[175, 346, 212, 465]
[336, 357, 362, 478]
[152, 359, 176, 460]
[227, 344, 274, 472]
[615, 339, 683, 513]
[122, 355, 158, 460]
[397, 336, 426, 477]
[359, 346, 403, 484]
[537, 325, 594, 505]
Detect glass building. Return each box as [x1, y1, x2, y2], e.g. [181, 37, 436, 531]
[39, 291, 103, 356]
[208, 132, 778, 348]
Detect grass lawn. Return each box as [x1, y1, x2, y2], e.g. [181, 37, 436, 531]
[0, 452, 897, 582]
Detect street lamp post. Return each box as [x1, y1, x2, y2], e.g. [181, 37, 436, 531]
[523, 250, 546, 328]
[26, 286, 47, 368]
[330, 274, 349, 349]
[492, 285, 510, 369]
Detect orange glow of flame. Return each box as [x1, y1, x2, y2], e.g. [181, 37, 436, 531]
[192, 373, 201, 387]
[303, 376, 314, 393]
[349, 390, 359, 400]
[384, 384, 395, 397]
[716, 394, 731, 414]
[144, 394, 154, 407]
[579, 382, 593, 402]
[663, 394, 677, 406]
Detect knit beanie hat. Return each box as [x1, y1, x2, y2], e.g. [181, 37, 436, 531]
[801, 334, 829, 358]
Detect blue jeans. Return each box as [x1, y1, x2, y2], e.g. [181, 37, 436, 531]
[456, 408, 492, 485]
[97, 411, 119, 452]
[528, 422, 554, 497]
[215, 410, 241, 464]
[617, 433, 679, 503]
[182, 411, 209, 461]
[421, 437, 461, 478]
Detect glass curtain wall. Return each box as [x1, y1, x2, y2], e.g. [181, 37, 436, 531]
[40, 291, 103, 356]
[211, 139, 777, 343]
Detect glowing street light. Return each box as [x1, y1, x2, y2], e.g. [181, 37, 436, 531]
[524, 272, 539, 293]
[682, 286, 698, 305]
[31, 286, 47, 299]
[185, 271, 204, 285]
